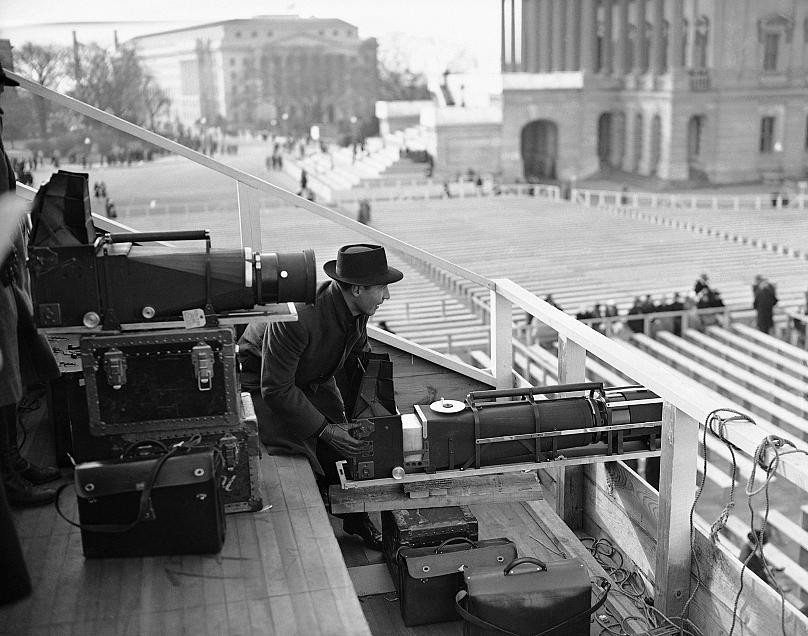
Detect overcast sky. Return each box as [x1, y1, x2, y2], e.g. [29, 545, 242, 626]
[0, 0, 501, 76]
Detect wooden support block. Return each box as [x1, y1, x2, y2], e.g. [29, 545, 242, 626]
[329, 471, 543, 514]
[348, 564, 397, 597]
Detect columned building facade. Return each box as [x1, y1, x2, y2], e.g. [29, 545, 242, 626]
[501, 0, 808, 184]
[130, 16, 379, 137]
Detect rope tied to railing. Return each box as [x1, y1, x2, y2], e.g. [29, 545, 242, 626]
[680, 406, 808, 636]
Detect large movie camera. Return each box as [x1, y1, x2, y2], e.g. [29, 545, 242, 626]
[26, 171, 316, 329]
[340, 383, 662, 484]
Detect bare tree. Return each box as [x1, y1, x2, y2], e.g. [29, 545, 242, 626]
[65, 44, 170, 133]
[15, 43, 70, 137]
[142, 76, 171, 131]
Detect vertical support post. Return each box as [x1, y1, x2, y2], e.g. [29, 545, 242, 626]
[654, 403, 697, 617]
[490, 288, 513, 390]
[236, 181, 263, 253]
[801, 505, 808, 605]
[555, 336, 586, 528]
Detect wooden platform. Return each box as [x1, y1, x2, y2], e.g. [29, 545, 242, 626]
[3, 336, 650, 635]
[2, 452, 370, 635]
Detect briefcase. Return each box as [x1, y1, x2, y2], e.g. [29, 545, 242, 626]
[382, 506, 478, 575]
[455, 557, 610, 636]
[65, 440, 226, 558]
[397, 537, 517, 627]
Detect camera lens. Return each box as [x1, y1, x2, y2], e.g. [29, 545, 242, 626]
[256, 248, 316, 305]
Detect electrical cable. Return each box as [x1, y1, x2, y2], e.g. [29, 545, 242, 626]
[680, 408, 807, 636]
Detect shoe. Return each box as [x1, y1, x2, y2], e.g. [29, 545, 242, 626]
[342, 513, 383, 551]
[3, 471, 57, 508]
[14, 458, 61, 485]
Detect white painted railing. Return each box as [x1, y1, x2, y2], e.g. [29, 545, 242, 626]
[571, 187, 808, 211]
[10, 69, 808, 632]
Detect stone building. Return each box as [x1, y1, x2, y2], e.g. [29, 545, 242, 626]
[129, 15, 379, 136]
[501, 0, 808, 184]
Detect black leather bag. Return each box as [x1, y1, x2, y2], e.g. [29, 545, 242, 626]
[397, 537, 517, 627]
[58, 439, 226, 558]
[455, 557, 610, 636]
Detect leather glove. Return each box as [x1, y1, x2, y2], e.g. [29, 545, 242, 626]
[319, 421, 364, 457]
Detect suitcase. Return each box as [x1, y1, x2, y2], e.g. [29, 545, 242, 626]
[69, 441, 226, 558]
[382, 506, 478, 578]
[151, 394, 263, 513]
[80, 327, 240, 437]
[397, 537, 517, 627]
[456, 557, 611, 636]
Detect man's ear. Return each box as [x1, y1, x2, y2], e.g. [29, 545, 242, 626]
[351, 284, 361, 297]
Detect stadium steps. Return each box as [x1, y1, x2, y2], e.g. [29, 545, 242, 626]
[628, 333, 808, 442]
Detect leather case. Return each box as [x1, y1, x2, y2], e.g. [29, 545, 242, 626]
[72, 441, 226, 558]
[397, 537, 517, 627]
[456, 557, 610, 636]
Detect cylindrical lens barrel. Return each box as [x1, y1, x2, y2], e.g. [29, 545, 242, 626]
[256, 249, 316, 305]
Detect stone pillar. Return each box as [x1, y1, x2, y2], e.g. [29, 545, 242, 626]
[552, 0, 566, 71]
[501, 0, 507, 71]
[580, 0, 598, 73]
[511, 0, 517, 71]
[668, 0, 684, 71]
[615, 0, 629, 74]
[634, 0, 647, 73]
[522, 0, 539, 73]
[650, 0, 665, 75]
[566, 0, 581, 70]
[602, 0, 614, 74]
[539, 0, 553, 72]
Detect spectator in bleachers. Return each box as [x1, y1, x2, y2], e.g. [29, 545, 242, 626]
[792, 289, 808, 347]
[667, 292, 684, 336]
[627, 297, 645, 333]
[640, 294, 657, 315]
[753, 275, 778, 334]
[694, 273, 711, 296]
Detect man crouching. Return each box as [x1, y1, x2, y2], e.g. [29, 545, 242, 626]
[239, 244, 402, 549]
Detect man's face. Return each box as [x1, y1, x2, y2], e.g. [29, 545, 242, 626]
[355, 284, 389, 316]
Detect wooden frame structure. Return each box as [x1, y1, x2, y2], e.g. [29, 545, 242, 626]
[8, 69, 808, 633]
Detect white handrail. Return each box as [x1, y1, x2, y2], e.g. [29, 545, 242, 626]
[7, 69, 493, 290]
[492, 278, 808, 491]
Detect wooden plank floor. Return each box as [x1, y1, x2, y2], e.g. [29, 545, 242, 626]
[2, 423, 370, 635]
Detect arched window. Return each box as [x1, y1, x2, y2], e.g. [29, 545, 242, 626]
[758, 14, 794, 72]
[681, 18, 689, 67]
[688, 115, 704, 158]
[694, 16, 709, 69]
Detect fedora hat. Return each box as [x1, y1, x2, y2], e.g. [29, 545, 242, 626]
[0, 67, 19, 87]
[323, 244, 403, 286]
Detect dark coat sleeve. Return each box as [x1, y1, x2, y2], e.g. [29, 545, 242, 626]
[260, 319, 328, 441]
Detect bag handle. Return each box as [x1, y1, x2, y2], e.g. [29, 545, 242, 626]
[455, 577, 611, 636]
[436, 537, 476, 553]
[120, 439, 169, 460]
[55, 444, 180, 534]
[504, 557, 547, 574]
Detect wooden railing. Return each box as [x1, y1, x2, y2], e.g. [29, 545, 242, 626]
[10, 69, 808, 633]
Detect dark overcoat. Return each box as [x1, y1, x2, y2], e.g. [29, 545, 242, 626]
[0, 110, 59, 407]
[753, 282, 778, 333]
[240, 281, 369, 475]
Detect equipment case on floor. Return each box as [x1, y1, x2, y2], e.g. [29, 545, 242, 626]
[382, 506, 478, 578]
[80, 327, 240, 437]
